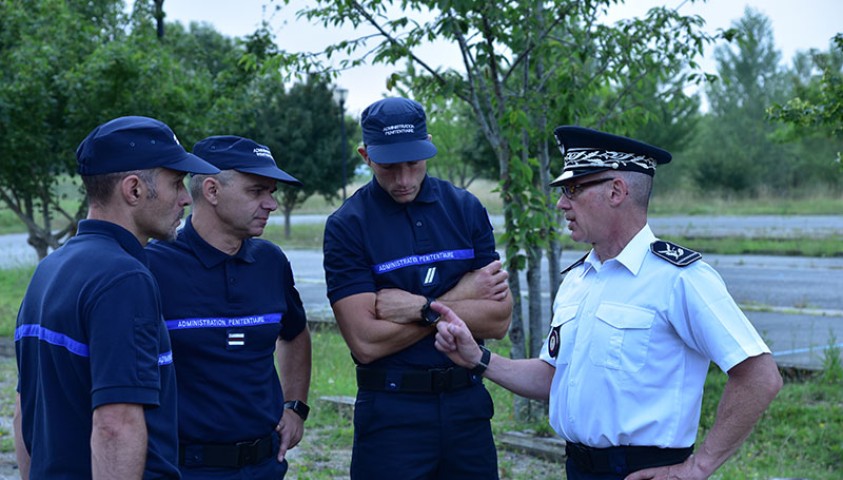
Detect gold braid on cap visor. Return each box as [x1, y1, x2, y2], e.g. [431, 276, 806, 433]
[562, 148, 657, 172]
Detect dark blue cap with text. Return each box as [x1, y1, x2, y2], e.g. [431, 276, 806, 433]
[360, 97, 438, 164]
[192, 135, 302, 186]
[76, 116, 220, 176]
[550, 126, 672, 186]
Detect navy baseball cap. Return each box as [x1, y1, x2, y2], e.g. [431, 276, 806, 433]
[550, 126, 672, 186]
[76, 116, 220, 176]
[360, 97, 438, 164]
[191, 135, 302, 186]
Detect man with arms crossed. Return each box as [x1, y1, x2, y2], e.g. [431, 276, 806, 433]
[15, 116, 219, 479]
[323, 96, 513, 479]
[147, 135, 311, 479]
[432, 126, 782, 480]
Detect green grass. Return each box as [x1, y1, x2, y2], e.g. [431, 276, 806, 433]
[0, 266, 34, 337]
[697, 363, 843, 479]
[661, 235, 843, 257]
[0, 357, 16, 454]
[3, 280, 840, 476]
[258, 180, 843, 256]
[300, 327, 842, 479]
[551, 232, 843, 257]
[262, 223, 327, 250]
[2, 180, 841, 474]
[259, 221, 843, 258]
[650, 188, 843, 216]
[3, 178, 843, 237]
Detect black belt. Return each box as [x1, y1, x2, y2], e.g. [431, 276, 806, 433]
[179, 434, 274, 468]
[356, 366, 477, 393]
[565, 442, 694, 474]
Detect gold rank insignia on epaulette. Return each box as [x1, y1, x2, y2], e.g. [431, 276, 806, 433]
[561, 252, 589, 275]
[649, 240, 702, 267]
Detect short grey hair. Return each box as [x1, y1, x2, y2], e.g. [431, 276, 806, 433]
[618, 171, 652, 209]
[188, 169, 236, 201]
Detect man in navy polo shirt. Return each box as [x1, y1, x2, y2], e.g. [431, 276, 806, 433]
[146, 135, 311, 479]
[14, 115, 219, 479]
[323, 96, 513, 479]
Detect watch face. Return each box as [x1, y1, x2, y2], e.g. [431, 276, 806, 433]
[423, 306, 441, 325]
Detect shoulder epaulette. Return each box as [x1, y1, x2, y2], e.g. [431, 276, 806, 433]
[561, 253, 589, 275]
[649, 240, 701, 267]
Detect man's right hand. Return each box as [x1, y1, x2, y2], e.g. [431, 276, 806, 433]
[431, 301, 483, 369]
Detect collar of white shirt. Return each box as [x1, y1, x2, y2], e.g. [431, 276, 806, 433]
[583, 224, 656, 276]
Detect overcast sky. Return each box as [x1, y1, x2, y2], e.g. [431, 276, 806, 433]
[151, 0, 841, 114]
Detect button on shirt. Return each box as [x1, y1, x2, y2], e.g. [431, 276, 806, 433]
[323, 175, 499, 368]
[539, 225, 770, 449]
[147, 217, 307, 444]
[15, 220, 179, 479]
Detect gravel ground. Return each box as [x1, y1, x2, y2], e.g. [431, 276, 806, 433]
[0, 345, 563, 479]
[0, 350, 19, 480]
[284, 428, 564, 480]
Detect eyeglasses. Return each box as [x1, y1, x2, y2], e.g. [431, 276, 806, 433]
[559, 177, 615, 200]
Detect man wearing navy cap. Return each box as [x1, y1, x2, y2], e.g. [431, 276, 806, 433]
[323, 96, 513, 479]
[146, 135, 311, 479]
[14, 115, 219, 479]
[431, 126, 783, 479]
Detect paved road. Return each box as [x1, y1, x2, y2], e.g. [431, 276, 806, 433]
[2, 215, 841, 370]
[285, 248, 843, 371]
[2, 214, 841, 268]
[268, 213, 843, 238]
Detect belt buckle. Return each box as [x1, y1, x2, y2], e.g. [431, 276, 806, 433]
[236, 437, 261, 465]
[429, 368, 451, 392]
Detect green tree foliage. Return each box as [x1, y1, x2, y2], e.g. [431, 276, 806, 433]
[769, 34, 843, 168]
[424, 98, 497, 189]
[0, 0, 125, 259]
[206, 27, 359, 238]
[684, 8, 797, 194]
[621, 68, 703, 195]
[64, 16, 217, 147]
[241, 75, 358, 238]
[280, 0, 713, 420]
[0, 0, 232, 259]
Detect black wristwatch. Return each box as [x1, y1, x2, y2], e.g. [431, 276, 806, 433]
[470, 345, 492, 376]
[284, 400, 310, 421]
[420, 296, 440, 326]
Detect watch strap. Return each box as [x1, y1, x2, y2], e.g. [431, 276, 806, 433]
[470, 345, 491, 376]
[420, 296, 440, 326]
[284, 400, 310, 421]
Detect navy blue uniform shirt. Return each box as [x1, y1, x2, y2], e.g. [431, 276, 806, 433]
[15, 219, 179, 479]
[323, 175, 498, 368]
[147, 217, 307, 444]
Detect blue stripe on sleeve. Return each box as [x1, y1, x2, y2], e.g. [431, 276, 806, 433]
[15, 324, 90, 358]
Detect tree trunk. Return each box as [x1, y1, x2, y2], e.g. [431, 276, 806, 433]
[526, 243, 546, 419]
[548, 217, 562, 310]
[27, 231, 49, 261]
[283, 205, 293, 240]
[154, 0, 165, 39]
[506, 261, 530, 419]
[533, 6, 558, 348]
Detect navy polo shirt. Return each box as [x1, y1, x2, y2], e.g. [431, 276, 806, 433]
[324, 175, 498, 368]
[15, 219, 179, 479]
[147, 216, 307, 444]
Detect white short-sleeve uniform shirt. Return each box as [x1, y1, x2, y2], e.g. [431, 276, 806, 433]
[539, 225, 770, 449]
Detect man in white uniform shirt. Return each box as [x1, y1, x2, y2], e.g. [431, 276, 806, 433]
[430, 126, 782, 479]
